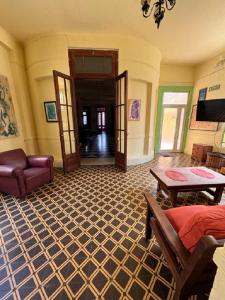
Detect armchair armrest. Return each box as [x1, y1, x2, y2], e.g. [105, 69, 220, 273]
[27, 155, 54, 168]
[0, 165, 23, 177]
[144, 192, 190, 265]
[179, 235, 221, 285]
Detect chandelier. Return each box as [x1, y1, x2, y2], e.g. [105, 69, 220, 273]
[141, 0, 176, 28]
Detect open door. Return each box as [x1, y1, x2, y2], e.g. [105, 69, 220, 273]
[115, 71, 128, 172]
[53, 70, 80, 173]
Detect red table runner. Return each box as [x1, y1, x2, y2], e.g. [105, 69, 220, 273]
[165, 170, 188, 181]
[191, 168, 215, 179]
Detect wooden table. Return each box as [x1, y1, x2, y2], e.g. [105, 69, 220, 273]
[150, 167, 225, 206]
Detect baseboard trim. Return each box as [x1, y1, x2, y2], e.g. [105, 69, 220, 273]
[54, 160, 63, 168]
[127, 153, 154, 166]
[54, 153, 154, 168]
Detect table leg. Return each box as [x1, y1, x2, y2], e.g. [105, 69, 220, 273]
[157, 182, 161, 192]
[169, 190, 178, 207]
[145, 202, 153, 240]
[214, 187, 224, 203]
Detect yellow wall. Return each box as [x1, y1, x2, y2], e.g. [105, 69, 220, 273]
[25, 33, 161, 165]
[185, 52, 225, 154]
[0, 26, 38, 154]
[210, 246, 225, 300]
[160, 64, 194, 86]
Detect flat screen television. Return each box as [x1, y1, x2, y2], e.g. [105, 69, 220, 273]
[196, 99, 225, 122]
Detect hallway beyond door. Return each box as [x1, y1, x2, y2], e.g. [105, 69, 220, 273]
[80, 132, 114, 158]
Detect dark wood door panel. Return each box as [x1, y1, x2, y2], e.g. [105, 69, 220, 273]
[115, 71, 128, 172]
[53, 70, 80, 173]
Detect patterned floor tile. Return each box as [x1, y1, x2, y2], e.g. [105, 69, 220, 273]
[0, 154, 223, 300]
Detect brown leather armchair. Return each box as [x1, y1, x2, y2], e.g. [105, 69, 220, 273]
[0, 148, 54, 198]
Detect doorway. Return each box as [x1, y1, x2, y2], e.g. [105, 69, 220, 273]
[52, 48, 128, 172]
[75, 79, 115, 159]
[155, 86, 193, 153]
[68, 49, 118, 161]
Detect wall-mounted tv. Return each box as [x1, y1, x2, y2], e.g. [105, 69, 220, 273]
[196, 99, 225, 122]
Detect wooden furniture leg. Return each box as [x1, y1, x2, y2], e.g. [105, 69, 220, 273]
[157, 182, 161, 192]
[145, 201, 153, 240]
[169, 190, 178, 206]
[214, 186, 224, 203]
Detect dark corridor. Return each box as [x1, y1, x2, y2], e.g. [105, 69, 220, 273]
[75, 79, 115, 158]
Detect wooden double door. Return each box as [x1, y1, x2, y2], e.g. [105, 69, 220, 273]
[53, 70, 128, 173]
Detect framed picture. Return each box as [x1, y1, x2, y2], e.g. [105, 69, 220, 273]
[189, 105, 218, 131]
[0, 75, 18, 138]
[44, 101, 58, 122]
[198, 88, 207, 101]
[128, 99, 141, 121]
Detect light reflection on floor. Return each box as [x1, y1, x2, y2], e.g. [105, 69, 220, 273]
[80, 132, 114, 158]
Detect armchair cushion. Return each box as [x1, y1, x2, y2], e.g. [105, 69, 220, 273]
[178, 205, 225, 252]
[27, 155, 53, 168]
[165, 205, 210, 232]
[0, 148, 27, 169]
[24, 168, 50, 192]
[0, 165, 23, 177]
[166, 205, 225, 252]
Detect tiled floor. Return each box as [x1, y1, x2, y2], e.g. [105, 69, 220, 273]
[80, 158, 115, 166]
[0, 154, 223, 300]
[80, 132, 114, 158]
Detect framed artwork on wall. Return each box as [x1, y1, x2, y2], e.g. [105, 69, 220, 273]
[0, 75, 18, 138]
[128, 99, 141, 121]
[198, 87, 207, 101]
[44, 101, 58, 122]
[189, 105, 218, 131]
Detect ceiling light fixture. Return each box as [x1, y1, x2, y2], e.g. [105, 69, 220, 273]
[141, 0, 176, 28]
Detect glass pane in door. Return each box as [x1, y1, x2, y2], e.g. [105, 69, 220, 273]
[160, 108, 178, 150]
[177, 107, 185, 150]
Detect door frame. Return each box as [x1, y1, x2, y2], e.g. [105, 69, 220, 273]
[68, 48, 119, 160]
[155, 86, 193, 153]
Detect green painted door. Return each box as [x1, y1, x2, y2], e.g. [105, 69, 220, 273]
[155, 86, 193, 153]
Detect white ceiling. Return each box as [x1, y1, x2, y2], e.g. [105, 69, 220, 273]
[0, 0, 225, 64]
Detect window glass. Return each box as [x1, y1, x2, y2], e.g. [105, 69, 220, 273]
[82, 111, 88, 126]
[74, 56, 112, 74]
[163, 92, 189, 105]
[97, 108, 106, 130]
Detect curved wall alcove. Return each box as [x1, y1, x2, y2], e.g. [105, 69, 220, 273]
[25, 33, 161, 165]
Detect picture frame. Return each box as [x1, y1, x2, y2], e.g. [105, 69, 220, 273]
[198, 87, 207, 101]
[189, 105, 218, 131]
[44, 101, 58, 122]
[0, 75, 18, 138]
[128, 99, 141, 121]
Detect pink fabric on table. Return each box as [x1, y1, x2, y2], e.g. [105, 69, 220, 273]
[165, 170, 187, 181]
[191, 168, 215, 179]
